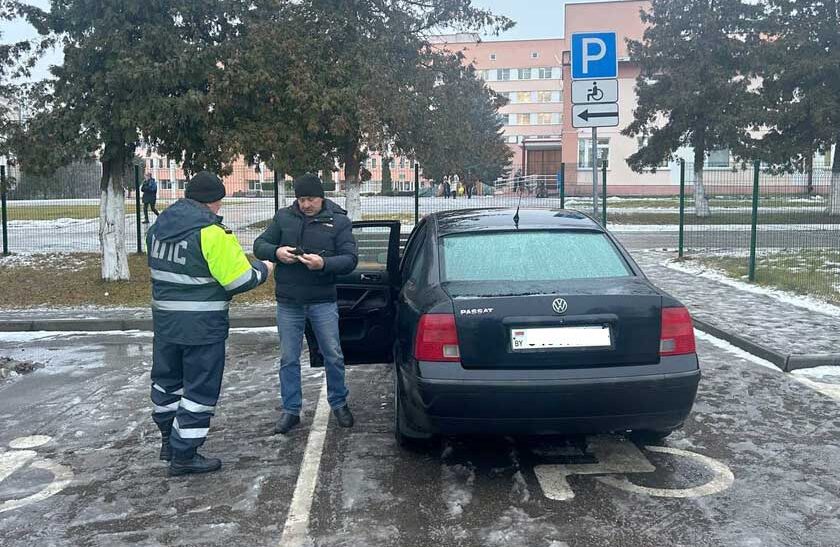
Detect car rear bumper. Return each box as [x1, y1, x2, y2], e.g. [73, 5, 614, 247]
[399, 356, 701, 435]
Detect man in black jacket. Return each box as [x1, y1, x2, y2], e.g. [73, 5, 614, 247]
[254, 174, 358, 434]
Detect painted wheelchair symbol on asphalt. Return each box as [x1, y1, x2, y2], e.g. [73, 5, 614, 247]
[0, 435, 73, 513]
[534, 436, 734, 501]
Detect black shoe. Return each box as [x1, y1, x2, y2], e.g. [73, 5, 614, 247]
[168, 453, 222, 477]
[160, 437, 172, 461]
[274, 412, 301, 435]
[333, 405, 354, 428]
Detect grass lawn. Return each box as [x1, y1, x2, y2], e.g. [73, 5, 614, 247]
[0, 253, 276, 309]
[7, 203, 143, 221]
[693, 250, 840, 304]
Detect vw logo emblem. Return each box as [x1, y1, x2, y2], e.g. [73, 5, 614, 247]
[552, 298, 568, 315]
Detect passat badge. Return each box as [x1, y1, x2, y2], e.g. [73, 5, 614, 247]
[552, 298, 568, 315]
[460, 308, 494, 315]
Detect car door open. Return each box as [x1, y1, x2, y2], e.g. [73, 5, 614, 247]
[305, 220, 401, 366]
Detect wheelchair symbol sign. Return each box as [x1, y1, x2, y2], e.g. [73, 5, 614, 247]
[534, 436, 734, 501]
[0, 435, 73, 513]
[572, 79, 619, 105]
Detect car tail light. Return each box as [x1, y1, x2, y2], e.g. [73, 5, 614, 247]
[414, 314, 461, 362]
[660, 307, 696, 356]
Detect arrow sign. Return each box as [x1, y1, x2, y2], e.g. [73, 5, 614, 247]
[572, 103, 619, 128]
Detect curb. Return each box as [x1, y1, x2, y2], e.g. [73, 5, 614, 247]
[692, 318, 839, 372]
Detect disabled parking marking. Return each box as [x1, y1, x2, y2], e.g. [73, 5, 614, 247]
[0, 435, 74, 514]
[596, 445, 734, 498]
[534, 436, 733, 501]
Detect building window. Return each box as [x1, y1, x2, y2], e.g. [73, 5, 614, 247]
[178, 179, 187, 190]
[499, 68, 511, 81]
[537, 67, 553, 80]
[485, 69, 497, 81]
[516, 113, 531, 126]
[489, 53, 497, 61]
[531, 52, 539, 59]
[516, 91, 532, 104]
[147, 158, 154, 169]
[371, 158, 377, 168]
[399, 158, 406, 168]
[578, 138, 611, 169]
[248, 180, 261, 191]
[536, 91, 552, 103]
[160, 180, 172, 190]
[506, 136, 518, 144]
[707, 149, 730, 168]
[536, 113, 553, 125]
[518, 68, 532, 80]
[399, 173, 406, 181]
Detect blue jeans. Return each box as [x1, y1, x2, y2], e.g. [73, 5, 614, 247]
[276, 301, 349, 415]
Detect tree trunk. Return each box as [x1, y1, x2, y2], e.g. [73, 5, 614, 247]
[100, 156, 130, 281]
[381, 157, 392, 195]
[343, 152, 362, 220]
[828, 139, 840, 216]
[692, 157, 711, 219]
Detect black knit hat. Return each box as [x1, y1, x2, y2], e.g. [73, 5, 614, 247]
[185, 171, 226, 203]
[294, 174, 325, 199]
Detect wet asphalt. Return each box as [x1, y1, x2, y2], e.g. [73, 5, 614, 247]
[0, 328, 839, 547]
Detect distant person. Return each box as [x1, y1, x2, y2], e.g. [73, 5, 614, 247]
[452, 174, 460, 199]
[466, 179, 476, 199]
[443, 176, 451, 199]
[141, 172, 160, 224]
[513, 168, 522, 194]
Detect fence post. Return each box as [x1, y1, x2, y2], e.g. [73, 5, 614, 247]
[678, 160, 685, 258]
[559, 162, 565, 209]
[1, 165, 8, 256]
[134, 164, 143, 254]
[274, 171, 280, 211]
[601, 160, 607, 226]
[748, 160, 760, 282]
[414, 162, 420, 226]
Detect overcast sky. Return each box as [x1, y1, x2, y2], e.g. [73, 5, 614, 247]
[1, 0, 603, 81]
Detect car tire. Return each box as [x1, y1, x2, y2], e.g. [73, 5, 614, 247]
[393, 366, 434, 451]
[629, 427, 679, 444]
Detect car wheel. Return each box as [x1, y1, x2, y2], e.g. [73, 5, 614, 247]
[629, 427, 679, 444]
[393, 367, 434, 451]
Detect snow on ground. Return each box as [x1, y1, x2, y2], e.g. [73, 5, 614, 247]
[667, 258, 840, 317]
[610, 223, 839, 232]
[695, 330, 840, 402]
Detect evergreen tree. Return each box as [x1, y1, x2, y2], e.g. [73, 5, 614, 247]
[623, 0, 759, 217]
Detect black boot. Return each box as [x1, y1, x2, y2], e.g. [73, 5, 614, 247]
[333, 405, 354, 428]
[168, 452, 222, 477]
[160, 435, 172, 461]
[274, 412, 301, 435]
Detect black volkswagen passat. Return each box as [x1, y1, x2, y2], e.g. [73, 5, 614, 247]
[321, 208, 700, 447]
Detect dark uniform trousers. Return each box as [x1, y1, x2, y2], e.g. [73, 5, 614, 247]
[150, 339, 226, 457]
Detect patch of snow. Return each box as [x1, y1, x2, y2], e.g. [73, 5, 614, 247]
[610, 224, 840, 232]
[792, 366, 840, 382]
[668, 260, 840, 317]
[8, 217, 100, 228]
[479, 507, 569, 547]
[441, 463, 475, 518]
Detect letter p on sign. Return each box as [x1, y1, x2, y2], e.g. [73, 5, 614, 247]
[572, 32, 618, 80]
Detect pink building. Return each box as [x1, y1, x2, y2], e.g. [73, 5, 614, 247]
[146, 0, 824, 198]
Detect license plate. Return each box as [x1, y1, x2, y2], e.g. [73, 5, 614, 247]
[510, 326, 611, 351]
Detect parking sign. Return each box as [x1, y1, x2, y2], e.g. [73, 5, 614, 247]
[571, 32, 618, 80]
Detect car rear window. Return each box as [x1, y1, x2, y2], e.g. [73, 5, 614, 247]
[441, 231, 631, 282]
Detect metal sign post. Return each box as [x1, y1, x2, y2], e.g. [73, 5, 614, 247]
[571, 31, 619, 220]
[592, 127, 598, 217]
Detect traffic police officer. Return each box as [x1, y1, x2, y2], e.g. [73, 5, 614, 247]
[147, 171, 272, 476]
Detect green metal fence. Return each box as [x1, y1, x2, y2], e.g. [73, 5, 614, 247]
[679, 160, 840, 304]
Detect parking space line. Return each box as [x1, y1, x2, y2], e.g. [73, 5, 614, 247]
[279, 376, 330, 547]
